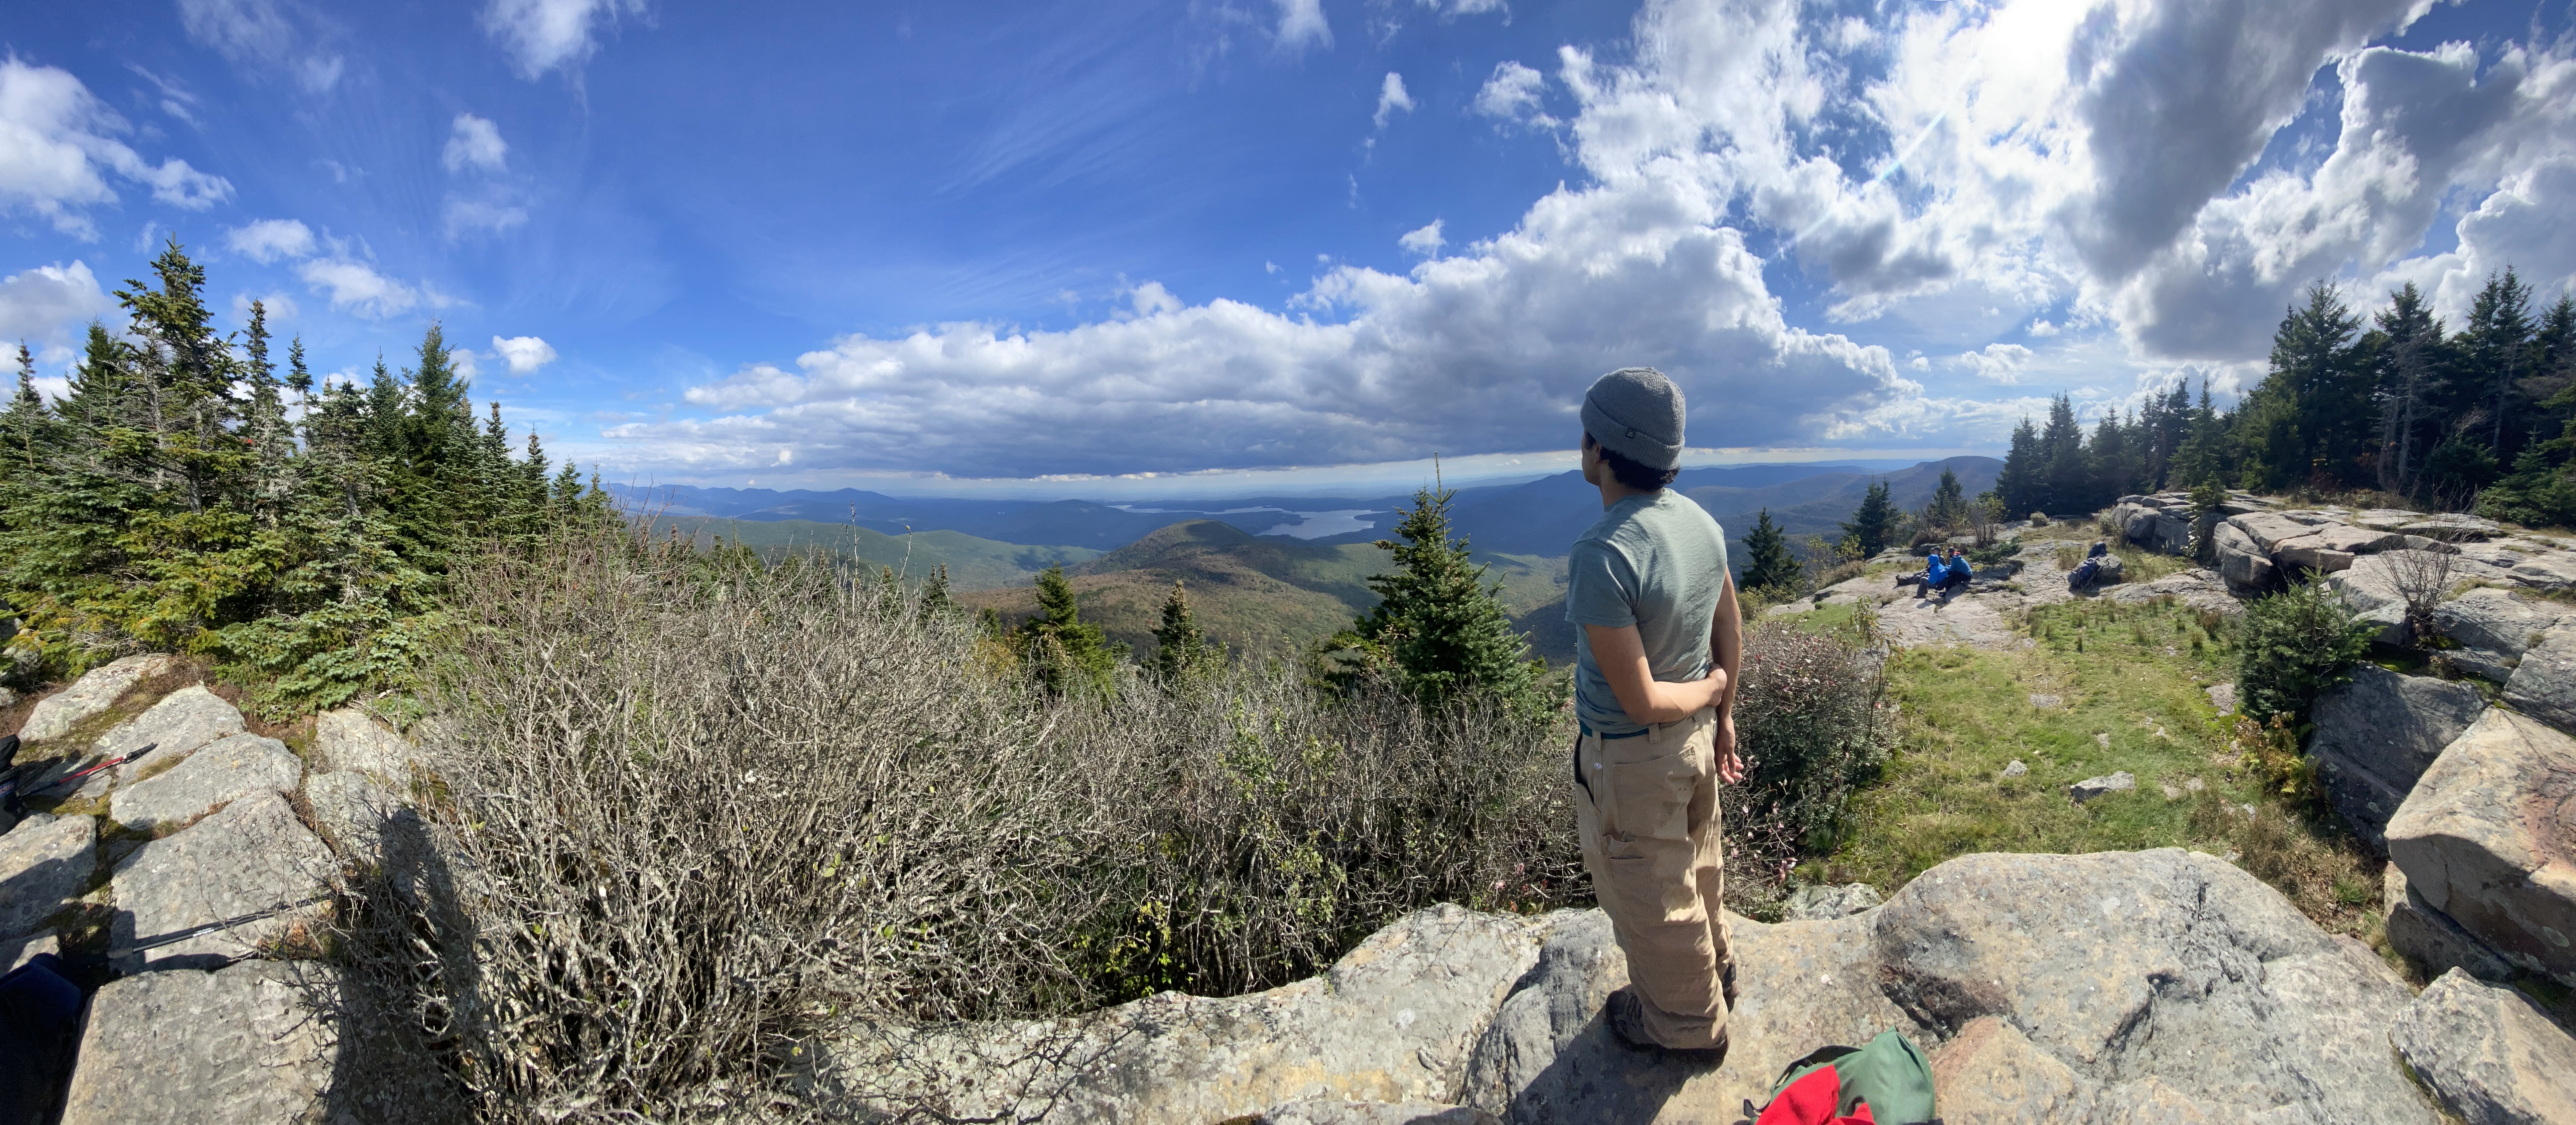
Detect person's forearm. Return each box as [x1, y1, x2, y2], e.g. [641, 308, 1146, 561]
[1712, 577, 1743, 717]
[1624, 670, 1728, 725]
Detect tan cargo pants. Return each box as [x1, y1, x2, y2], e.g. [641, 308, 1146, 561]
[1574, 705, 1733, 1049]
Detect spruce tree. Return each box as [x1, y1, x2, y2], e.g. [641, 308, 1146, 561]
[1017, 565, 1122, 695]
[918, 563, 955, 621]
[1925, 467, 1969, 529]
[1996, 417, 2043, 516]
[2038, 395, 2087, 513]
[1147, 580, 1224, 686]
[1838, 479, 1897, 558]
[1317, 476, 1540, 713]
[1740, 508, 1799, 594]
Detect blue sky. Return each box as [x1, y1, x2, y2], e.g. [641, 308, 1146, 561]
[4, 0, 2575, 498]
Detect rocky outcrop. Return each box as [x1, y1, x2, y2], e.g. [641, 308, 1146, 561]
[19, 654, 174, 742]
[1245, 1100, 1500, 1125]
[2435, 587, 2569, 683]
[97, 685, 246, 782]
[108, 733, 302, 833]
[2385, 710, 2576, 986]
[58, 961, 341, 1125]
[314, 708, 422, 780]
[1783, 883, 1881, 921]
[2307, 665, 2488, 847]
[2101, 567, 2240, 615]
[0, 812, 94, 937]
[110, 790, 332, 969]
[2385, 864, 2515, 982]
[2504, 626, 2576, 731]
[825, 850, 2440, 1124]
[2390, 968, 2576, 1125]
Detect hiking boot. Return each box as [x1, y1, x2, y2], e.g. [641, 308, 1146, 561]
[1721, 961, 1739, 1013]
[1604, 988, 1729, 1065]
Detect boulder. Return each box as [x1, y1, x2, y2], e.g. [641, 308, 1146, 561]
[814, 904, 1551, 1124]
[1246, 1100, 1500, 1125]
[2385, 865, 2514, 982]
[2225, 511, 2318, 553]
[2090, 553, 2123, 583]
[2352, 509, 2421, 531]
[1462, 850, 2433, 1123]
[2509, 550, 2576, 591]
[2207, 682, 2237, 715]
[19, 654, 174, 742]
[2122, 509, 2190, 555]
[2308, 524, 2409, 555]
[2385, 710, 2576, 986]
[110, 790, 332, 968]
[2436, 587, 2567, 656]
[2068, 772, 2135, 803]
[98, 685, 246, 783]
[2402, 515, 2499, 542]
[2215, 522, 2275, 591]
[57, 960, 339, 1125]
[1784, 883, 1882, 921]
[2443, 648, 2520, 685]
[109, 733, 302, 833]
[2271, 534, 2356, 574]
[2001, 759, 2029, 779]
[313, 708, 424, 780]
[2390, 968, 2576, 1125]
[2503, 626, 2576, 731]
[0, 813, 93, 937]
[304, 769, 401, 861]
[2306, 665, 2487, 847]
[2327, 554, 2415, 645]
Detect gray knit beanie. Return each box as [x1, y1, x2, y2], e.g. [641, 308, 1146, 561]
[1581, 367, 1686, 470]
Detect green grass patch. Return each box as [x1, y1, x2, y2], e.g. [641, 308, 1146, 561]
[1807, 596, 2388, 942]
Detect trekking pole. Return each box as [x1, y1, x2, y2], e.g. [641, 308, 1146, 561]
[0, 743, 158, 807]
[106, 894, 330, 959]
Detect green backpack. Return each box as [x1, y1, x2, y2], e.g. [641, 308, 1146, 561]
[1735, 1030, 1941, 1125]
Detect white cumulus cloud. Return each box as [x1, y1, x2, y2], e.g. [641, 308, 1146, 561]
[1398, 219, 1445, 257]
[1273, 0, 1331, 54]
[0, 60, 233, 238]
[482, 0, 647, 80]
[0, 261, 115, 348]
[223, 218, 316, 263]
[297, 258, 439, 320]
[443, 113, 508, 173]
[1373, 72, 1415, 131]
[491, 335, 558, 374]
[1473, 61, 1556, 130]
[1957, 343, 2034, 384]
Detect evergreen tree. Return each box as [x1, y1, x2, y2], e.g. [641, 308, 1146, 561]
[1995, 417, 2043, 516]
[918, 563, 955, 621]
[1924, 466, 1969, 529]
[2089, 411, 2136, 509]
[1147, 580, 1224, 686]
[2461, 268, 2537, 458]
[2038, 395, 2087, 514]
[1838, 479, 1898, 558]
[2371, 282, 2444, 495]
[1316, 475, 1541, 713]
[1016, 565, 1123, 695]
[1739, 508, 1799, 594]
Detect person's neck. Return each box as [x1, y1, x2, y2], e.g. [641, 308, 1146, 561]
[1597, 476, 1656, 510]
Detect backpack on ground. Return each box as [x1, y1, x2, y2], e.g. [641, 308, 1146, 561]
[2067, 557, 2101, 591]
[1737, 1030, 1941, 1125]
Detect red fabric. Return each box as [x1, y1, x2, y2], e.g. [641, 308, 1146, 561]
[1757, 1066, 1877, 1125]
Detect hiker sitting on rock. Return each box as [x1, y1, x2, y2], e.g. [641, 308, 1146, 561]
[1565, 366, 1744, 1064]
[1897, 545, 1971, 600]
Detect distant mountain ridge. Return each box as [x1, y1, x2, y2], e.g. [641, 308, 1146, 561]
[1442, 456, 2003, 558]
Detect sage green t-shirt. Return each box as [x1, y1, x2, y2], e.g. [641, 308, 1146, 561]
[1565, 489, 1730, 735]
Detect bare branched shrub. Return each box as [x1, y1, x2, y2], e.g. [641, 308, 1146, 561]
[333, 530, 1579, 1120]
[1726, 620, 1892, 877]
[2383, 526, 2463, 647]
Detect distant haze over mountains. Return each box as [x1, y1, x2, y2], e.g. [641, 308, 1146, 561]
[609, 457, 1987, 554]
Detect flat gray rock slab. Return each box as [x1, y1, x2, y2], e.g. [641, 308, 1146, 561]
[111, 790, 331, 968]
[2, 929, 57, 971]
[58, 960, 338, 1125]
[0, 812, 93, 937]
[2509, 550, 2576, 590]
[2435, 586, 2567, 656]
[2503, 626, 2576, 732]
[1784, 882, 1882, 920]
[2387, 709, 2576, 986]
[100, 685, 246, 783]
[821, 904, 1550, 1124]
[1251, 1100, 1499, 1125]
[304, 769, 400, 861]
[2392, 968, 2576, 1125]
[2069, 771, 2135, 802]
[2102, 568, 2241, 615]
[313, 708, 423, 780]
[2207, 681, 2237, 714]
[19, 654, 174, 743]
[2308, 665, 2487, 847]
[1462, 850, 2432, 1124]
[110, 734, 302, 833]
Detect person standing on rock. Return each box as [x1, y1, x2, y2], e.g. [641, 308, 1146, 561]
[1565, 366, 1745, 1063]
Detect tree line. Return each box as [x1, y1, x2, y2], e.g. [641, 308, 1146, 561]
[1986, 270, 2575, 520]
[0, 240, 614, 711]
